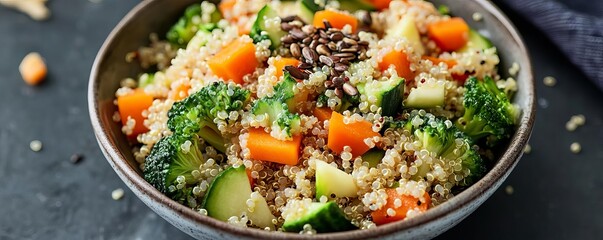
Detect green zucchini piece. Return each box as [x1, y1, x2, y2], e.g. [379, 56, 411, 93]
[458, 29, 494, 53]
[405, 83, 446, 108]
[202, 166, 276, 229]
[315, 160, 358, 199]
[361, 149, 385, 168]
[282, 201, 357, 233]
[362, 77, 405, 117]
[250, 4, 287, 49]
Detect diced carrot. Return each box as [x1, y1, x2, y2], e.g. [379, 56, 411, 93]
[421, 56, 457, 67]
[19, 52, 47, 86]
[370, 0, 393, 10]
[378, 50, 414, 81]
[427, 17, 470, 52]
[272, 58, 301, 79]
[313, 10, 358, 32]
[218, 0, 237, 20]
[246, 168, 255, 189]
[313, 107, 333, 122]
[247, 128, 302, 165]
[451, 72, 470, 85]
[208, 37, 258, 84]
[371, 189, 431, 225]
[168, 82, 190, 101]
[117, 89, 153, 137]
[327, 111, 380, 157]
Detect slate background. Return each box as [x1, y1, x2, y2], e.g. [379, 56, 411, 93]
[0, 0, 601, 239]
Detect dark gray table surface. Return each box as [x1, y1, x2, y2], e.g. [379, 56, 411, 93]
[0, 1, 601, 239]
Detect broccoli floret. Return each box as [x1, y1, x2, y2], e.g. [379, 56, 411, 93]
[167, 82, 251, 153]
[387, 113, 486, 186]
[251, 72, 302, 139]
[143, 134, 205, 205]
[315, 91, 360, 113]
[456, 76, 519, 147]
[166, 4, 222, 47]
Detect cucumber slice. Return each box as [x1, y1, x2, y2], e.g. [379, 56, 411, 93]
[339, 0, 376, 12]
[282, 201, 357, 233]
[250, 5, 287, 49]
[361, 149, 385, 168]
[297, 0, 315, 24]
[386, 15, 425, 55]
[315, 160, 358, 199]
[458, 29, 494, 53]
[405, 83, 446, 108]
[362, 77, 405, 117]
[202, 166, 276, 229]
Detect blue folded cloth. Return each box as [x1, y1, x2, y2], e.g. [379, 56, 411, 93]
[496, 0, 603, 90]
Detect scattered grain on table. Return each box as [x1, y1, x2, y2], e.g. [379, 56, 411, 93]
[19, 52, 47, 86]
[505, 185, 514, 195]
[112, 188, 125, 200]
[543, 76, 556, 87]
[570, 142, 581, 154]
[29, 140, 42, 152]
[523, 144, 531, 154]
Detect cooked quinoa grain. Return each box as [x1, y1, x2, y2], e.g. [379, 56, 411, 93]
[114, 0, 520, 233]
[29, 140, 42, 152]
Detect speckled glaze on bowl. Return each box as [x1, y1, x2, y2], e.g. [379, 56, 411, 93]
[89, 0, 535, 239]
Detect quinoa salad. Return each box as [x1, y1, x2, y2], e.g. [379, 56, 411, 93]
[113, 0, 520, 233]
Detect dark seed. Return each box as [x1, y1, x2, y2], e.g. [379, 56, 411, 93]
[324, 80, 334, 88]
[340, 59, 349, 65]
[327, 42, 338, 51]
[316, 44, 331, 56]
[281, 22, 294, 31]
[341, 47, 358, 53]
[337, 41, 349, 51]
[334, 63, 349, 72]
[359, 11, 372, 26]
[330, 32, 344, 41]
[330, 55, 340, 62]
[319, 30, 329, 39]
[343, 37, 357, 46]
[323, 20, 332, 29]
[290, 43, 301, 58]
[334, 88, 343, 98]
[343, 83, 358, 95]
[358, 41, 369, 46]
[290, 28, 307, 40]
[318, 38, 328, 44]
[282, 35, 294, 44]
[332, 76, 344, 87]
[70, 153, 83, 164]
[302, 47, 318, 62]
[302, 37, 312, 45]
[302, 25, 315, 34]
[281, 15, 297, 22]
[285, 66, 310, 79]
[319, 55, 334, 66]
[333, 52, 355, 59]
[309, 40, 319, 50]
[298, 62, 313, 69]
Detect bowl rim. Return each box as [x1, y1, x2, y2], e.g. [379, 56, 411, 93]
[88, 0, 535, 238]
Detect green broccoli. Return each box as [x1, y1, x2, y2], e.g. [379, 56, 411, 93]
[456, 76, 519, 147]
[166, 4, 222, 47]
[316, 91, 360, 113]
[251, 72, 302, 139]
[167, 82, 251, 153]
[386, 113, 486, 186]
[143, 134, 205, 205]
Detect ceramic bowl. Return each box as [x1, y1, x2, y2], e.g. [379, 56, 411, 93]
[89, 0, 535, 239]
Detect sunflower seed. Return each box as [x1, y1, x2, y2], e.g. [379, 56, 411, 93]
[341, 47, 358, 53]
[343, 37, 357, 46]
[323, 20, 332, 29]
[327, 42, 338, 51]
[282, 35, 294, 44]
[285, 65, 309, 79]
[324, 80, 334, 88]
[334, 63, 349, 72]
[297, 63, 311, 70]
[319, 55, 334, 66]
[318, 38, 328, 44]
[290, 28, 307, 40]
[316, 44, 331, 56]
[302, 25, 315, 34]
[290, 43, 301, 58]
[281, 22, 294, 31]
[359, 11, 372, 26]
[302, 47, 317, 62]
[281, 15, 297, 22]
[333, 52, 355, 59]
[343, 83, 358, 95]
[330, 32, 344, 41]
[332, 76, 344, 87]
[334, 88, 343, 98]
